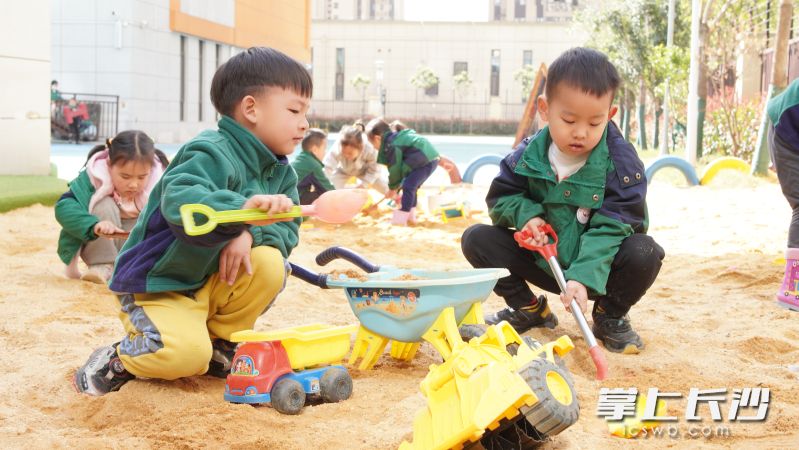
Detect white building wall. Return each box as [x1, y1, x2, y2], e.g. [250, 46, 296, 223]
[51, 0, 237, 143]
[310, 20, 586, 120]
[1, 0, 51, 175]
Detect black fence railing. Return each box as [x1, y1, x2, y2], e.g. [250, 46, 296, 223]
[51, 92, 119, 142]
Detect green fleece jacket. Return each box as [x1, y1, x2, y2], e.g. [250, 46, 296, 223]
[376, 129, 440, 190]
[291, 150, 335, 203]
[488, 124, 648, 295]
[54, 170, 100, 264]
[109, 116, 300, 293]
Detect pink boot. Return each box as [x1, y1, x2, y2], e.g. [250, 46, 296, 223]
[777, 248, 799, 311]
[408, 207, 418, 225]
[391, 209, 411, 226]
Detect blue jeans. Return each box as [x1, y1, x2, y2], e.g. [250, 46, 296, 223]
[400, 159, 439, 211]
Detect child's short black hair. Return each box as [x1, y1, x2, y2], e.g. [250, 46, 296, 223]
[302, 128, 327, 152]
[210, 47, 313, 117]
[545, 47, 621, 102]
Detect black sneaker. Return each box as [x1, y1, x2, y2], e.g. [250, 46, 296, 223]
[485, 295, 558, 333]
[73, 344, 134, 396]
[592, 311, 644, 354]
[207, 339, 238, 378]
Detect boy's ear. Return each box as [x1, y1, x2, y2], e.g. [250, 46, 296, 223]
[239, 95, 258, 124]
[608, 105, 619, 120]
[537, 95, 549, 122]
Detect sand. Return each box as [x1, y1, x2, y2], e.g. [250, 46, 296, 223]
[0, 175, 797, 449]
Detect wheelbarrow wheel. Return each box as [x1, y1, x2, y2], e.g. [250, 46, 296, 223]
[320, 367, 353, 403]
[271, 378, 306, 415]
[518, 358, 579, 436]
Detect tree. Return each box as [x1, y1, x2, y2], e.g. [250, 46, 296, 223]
[350, 74, 371, 116]
[410, 66, 440, 123]
[453, 70, 473, 123]
[410, 66, 440, 96]
[513, 65, 536, 102]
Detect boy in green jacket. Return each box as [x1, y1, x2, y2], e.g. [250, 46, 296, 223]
[462, 48, 664, 354]
[73, 47, 311, 395]
[292, 128, 335, 204]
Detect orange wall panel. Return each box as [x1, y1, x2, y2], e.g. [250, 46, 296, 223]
[170, 0, 310, 62]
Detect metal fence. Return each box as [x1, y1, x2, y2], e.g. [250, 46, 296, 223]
[51, 92, 119, 142]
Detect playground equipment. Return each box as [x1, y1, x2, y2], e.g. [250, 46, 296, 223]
[224, 324, 357, 414]
[645, 155, 752, 186]
[462, 154, 505, 184]
[179, 189, 369, 235]
[290, 247, 580, 449]
[514, 227, 608, 379]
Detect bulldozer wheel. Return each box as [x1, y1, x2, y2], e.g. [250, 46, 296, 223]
[518, 358, 579, 436]
[506, 336, 543, 356]
[320, 367, 353, 403]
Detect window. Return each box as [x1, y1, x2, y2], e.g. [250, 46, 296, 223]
[515, 0, 526, 19]
[490, 49, 501, 96]
[215, 43, 222, 68]
[335, 48, 345, 100]
[493, 0, 503, 20]
[199, 40, 204, 121]
[180, 35, 186, 121]
[453, 61, 468, 75]
[370, 0, 375, 19]
[425, 83, 439, 97]
[523, 50, 533, 67]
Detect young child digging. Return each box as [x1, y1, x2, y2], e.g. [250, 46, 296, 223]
[324, 121, 388, 194]
[365, 119, 440, 225]
[73, 47, 309, 395]
[292, 128, 335, 204]
[461, 47, 665, 354]
[55, 130, 168, 284]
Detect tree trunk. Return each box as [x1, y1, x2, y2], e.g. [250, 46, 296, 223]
[637, 79, 648, 149]
[695, 20, 709, 161]
[752, 0, 793, 175]
[653, 106, 662, 150]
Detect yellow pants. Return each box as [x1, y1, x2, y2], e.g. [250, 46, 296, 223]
[116, 246, 286, 380]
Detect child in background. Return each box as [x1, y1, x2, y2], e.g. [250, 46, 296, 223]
[293, 128, 335, 204]
[461, 47, 664, 354]
[768, 78, 799, 312]
[73, 46, 309, 396]
[55, 130, 168, 284]
[365, 118, 440, 225]
[324, 121, 388, 194]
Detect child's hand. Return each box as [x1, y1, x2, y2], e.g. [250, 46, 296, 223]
[521, 217, 549, 246]
[94, 220, 125, 237]
[561, 280, 588, 314]
[219, 231, 253, 285]
[242, 194, 295, 226]
[386, 189, 400, 202]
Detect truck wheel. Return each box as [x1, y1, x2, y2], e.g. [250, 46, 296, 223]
[518, 358, 579, 436]
[458, 324, 488, 341]
[271, 378, 306, 415]
[320, 367, 353, 403]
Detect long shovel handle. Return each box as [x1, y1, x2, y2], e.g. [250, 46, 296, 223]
[514, 229, 608, 380]
[180, 203, 306, 236]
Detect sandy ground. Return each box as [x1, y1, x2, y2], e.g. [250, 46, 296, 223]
[0, 173, 797, 449]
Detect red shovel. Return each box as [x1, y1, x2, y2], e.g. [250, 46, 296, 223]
[514, 225, 609, 381]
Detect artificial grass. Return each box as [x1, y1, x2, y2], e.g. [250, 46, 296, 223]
[0, 174, 67, 213]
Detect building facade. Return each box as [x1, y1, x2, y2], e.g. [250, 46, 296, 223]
[309, 15, 586, 121]
[2, 0, 51, 175]
[51, 0, 310, 144]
